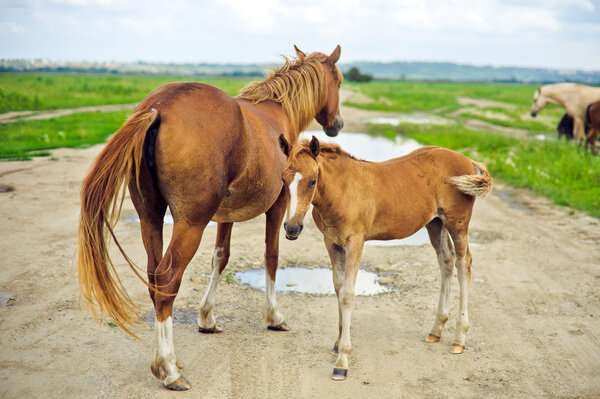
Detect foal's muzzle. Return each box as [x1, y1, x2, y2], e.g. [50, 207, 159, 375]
[283, 222, 303, 240]
[530, 111, 537, 117]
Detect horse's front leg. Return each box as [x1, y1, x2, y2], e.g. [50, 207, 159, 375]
[324, 238, 346, 353]
[332, 237, 364, 381]
[198, 222, 233, 333]
[264, 186, 290, 331]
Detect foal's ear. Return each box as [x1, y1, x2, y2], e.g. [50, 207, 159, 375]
[294, 45, 306, 58]
[279, 134, 290, 157]
[309, 136, 320, 158]
[328, 45, 341, 64]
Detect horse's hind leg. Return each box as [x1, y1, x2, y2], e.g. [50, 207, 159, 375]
[198, 222, 233, 333]
[425, 218, 456, 344]
[447, 223, 473, 354]
[151, 220, 208, 391]
[264, 186, 289, 331]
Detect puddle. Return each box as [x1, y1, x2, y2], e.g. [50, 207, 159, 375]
[235, 267, 392, 295]
[142, 308, 197, 324]
[125, 211, 216, 226]
[300, 130, 421, 162]
[366, 116, 451, 126]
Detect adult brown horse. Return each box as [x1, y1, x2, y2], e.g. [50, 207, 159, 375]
[77, 45, 343, 391]
[279, 136, 492, 381]
[585, 101, 600, 155]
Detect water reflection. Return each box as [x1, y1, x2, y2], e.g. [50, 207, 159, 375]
[236, 267, 392, 295]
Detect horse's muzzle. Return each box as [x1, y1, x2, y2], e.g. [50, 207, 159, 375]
[531, 111, 537, 117]
[324, 115, 344, 137]
[283, 222, 303, 240]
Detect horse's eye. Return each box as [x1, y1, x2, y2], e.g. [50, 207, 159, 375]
[309, 180, 317, 187]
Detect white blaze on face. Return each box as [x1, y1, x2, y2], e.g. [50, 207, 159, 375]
[288, 173, 302, 219]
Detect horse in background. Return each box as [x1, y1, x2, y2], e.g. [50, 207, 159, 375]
[77, 45, 344, 391]
[279, 136, 492, 380]
[585, 101, 600, 155]
[557, 113, 574, 140]
[530, 82, 600, 142]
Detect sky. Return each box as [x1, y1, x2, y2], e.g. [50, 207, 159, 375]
[1, 0, 599, 71]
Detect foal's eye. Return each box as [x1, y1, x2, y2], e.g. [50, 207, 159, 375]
[309, 180, 317, 187]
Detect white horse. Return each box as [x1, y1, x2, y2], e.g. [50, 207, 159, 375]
[530, 82, 600, 142]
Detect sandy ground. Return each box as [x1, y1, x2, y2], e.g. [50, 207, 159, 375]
[1, 99, 600, 399]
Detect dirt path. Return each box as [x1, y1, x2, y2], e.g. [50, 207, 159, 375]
[0, 103, 137, 124]
[1, 101, 599, 398]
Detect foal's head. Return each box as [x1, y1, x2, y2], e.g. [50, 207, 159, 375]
[530, 88, 548, 117]
[279, 135, 321, 240]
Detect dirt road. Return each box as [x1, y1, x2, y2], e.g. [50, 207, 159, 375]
[1, 101, 599, 398]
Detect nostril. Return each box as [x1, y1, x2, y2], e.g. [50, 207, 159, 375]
[299, 224, 304, 232]
[283, 222, 288, 229]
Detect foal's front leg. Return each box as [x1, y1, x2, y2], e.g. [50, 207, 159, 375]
[263, 187, 289, 330]
[332, 237, 364, 381]
[198, 222, 233, 333]
[324, 238, 346, 353]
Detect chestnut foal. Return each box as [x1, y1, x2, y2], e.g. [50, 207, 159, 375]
[279, 136, 493, 380]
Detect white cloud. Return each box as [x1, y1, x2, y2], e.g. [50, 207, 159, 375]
[0, 22, 26, 34]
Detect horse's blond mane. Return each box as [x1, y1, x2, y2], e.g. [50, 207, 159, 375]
[239, 52, 340, 134]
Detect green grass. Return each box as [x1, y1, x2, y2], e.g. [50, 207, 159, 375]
[0, 74, 251, 113]
[0, 110, 131, 159]
[345, 80, 564, 132]
[368, 123, 600, 218]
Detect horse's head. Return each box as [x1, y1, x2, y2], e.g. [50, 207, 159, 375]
[296, 45, 344, 137]
[279, 135, 320, 240]
[530, 88, 547, 117]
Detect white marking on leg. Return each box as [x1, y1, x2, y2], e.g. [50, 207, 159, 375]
[288, 173, 302, 219]
[264, 275, 283, 326]
[154, 316, 180, 385]
[198, 247, 223, 328]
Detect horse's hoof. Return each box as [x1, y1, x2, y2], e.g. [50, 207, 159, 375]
[164, 375, 191, 391]
[267, 321, 290, 331]
[425, 334, 440, 343]
[198, 325, 223, 334]
[450, 344, 465, 354]
[332, 345, 339, 354]
[331, 368, 348, 381]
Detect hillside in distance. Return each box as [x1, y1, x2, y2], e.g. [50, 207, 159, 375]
[2, 59, 598, 84]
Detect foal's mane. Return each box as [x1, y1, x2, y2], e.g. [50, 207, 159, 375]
[239, 52, 341, 134]
[292, 139, 362, 162]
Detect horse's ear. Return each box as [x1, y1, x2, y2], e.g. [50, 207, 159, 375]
[310, 136, 320, 158]
[328, 45, 341, 64]
[279, 134, 290, 157]
[294, 45, 306, 58]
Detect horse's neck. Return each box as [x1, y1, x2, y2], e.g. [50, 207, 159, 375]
[313, 156, 356, 209]
[544, 85, 577, 106]
[238, 99, 297, 141]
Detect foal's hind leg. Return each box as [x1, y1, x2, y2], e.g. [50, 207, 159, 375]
[264, 186, 289, 331]
[198, 222, 233, 333]
[447, 225, 472, 354]
[425, 218, 456, 344]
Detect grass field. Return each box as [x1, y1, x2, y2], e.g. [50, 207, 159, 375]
[0, 74, 251, 113]
[344, 80, 564, 132]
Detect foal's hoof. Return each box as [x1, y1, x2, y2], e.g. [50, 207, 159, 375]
[267, 321, 290, 331]
[198, 325, 223, 334]
[450, 344, 465, 354]
[164, 375, 191, 391]
[425, 333, 440, 343]
[331, 368, 348, 381]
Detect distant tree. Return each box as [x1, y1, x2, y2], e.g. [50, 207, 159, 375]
[344, 67, 373, 83]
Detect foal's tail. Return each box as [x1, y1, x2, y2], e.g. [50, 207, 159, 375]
[450, 161, 493, 197]
[77, 108, 159, 338]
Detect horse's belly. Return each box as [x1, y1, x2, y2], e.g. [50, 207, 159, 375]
[211, 184, 282, 223]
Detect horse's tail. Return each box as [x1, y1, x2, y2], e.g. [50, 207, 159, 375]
[585, 104, 592, 136]
[77, 108, 159, 338]
[450, 161, 493, 197]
